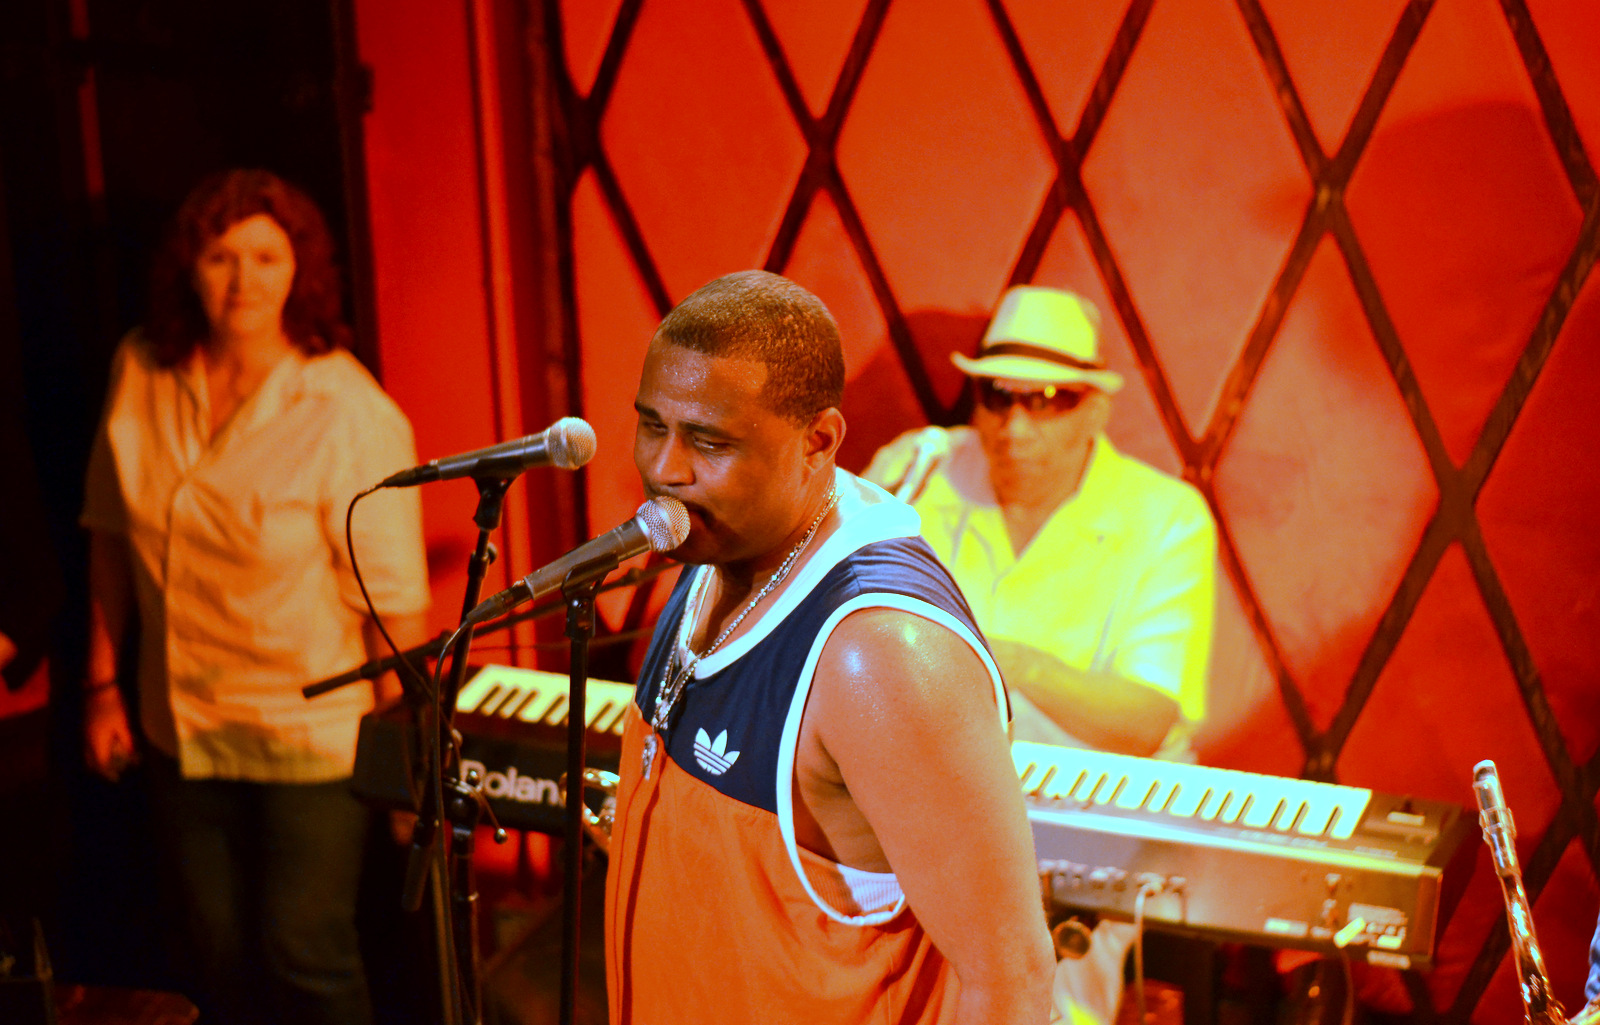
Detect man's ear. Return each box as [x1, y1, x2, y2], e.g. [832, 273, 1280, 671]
[803, 406, 846, 473]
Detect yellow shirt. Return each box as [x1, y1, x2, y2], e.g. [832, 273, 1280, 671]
[82, 335, 430, 781]
[867, 428, 1214, 755]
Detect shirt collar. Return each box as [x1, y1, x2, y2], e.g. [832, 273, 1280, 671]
[187, 346, 310, 448]
[1060, 434, 1130, 532]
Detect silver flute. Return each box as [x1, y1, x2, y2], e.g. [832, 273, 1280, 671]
[1473, 760, 1600, 1025]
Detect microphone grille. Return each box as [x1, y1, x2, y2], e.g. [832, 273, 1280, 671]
[637, 496, 691, 552]
[550, 417, 598, 469]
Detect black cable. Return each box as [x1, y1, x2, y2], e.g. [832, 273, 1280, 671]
[429, 624, 468, 829]
[1133, 879, 1158, 1025]
[345, 486, 433, 696]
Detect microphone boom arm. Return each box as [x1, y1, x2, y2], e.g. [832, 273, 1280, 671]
[300, 562, 676, 699]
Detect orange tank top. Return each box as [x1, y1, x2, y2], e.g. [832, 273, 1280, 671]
[605, 519, 1005, 1023]
[605, 706, 961, 1024]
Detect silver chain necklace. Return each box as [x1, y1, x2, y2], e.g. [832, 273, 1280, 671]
[643, 485, 839, 778]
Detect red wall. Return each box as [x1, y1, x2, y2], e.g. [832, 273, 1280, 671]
[357, 1, 1600, 1019]
[356, 0, 582, 665]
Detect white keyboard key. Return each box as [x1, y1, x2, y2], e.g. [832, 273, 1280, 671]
[1198, 787, 1229, 821]
[1011, 741, 1376, 848]
[1144, 777, 1180, 813]
[508, 686, 556, 722]
[1240, 791, 1285, 829]
[460, 682, 502, 715]
[490, 685, 533, 718]
[1271, 798, 1306, 832]
[1165, 782, 1204, 818]
[1049, 768, 1086, 802]
[1113, 763, 1162, 810]
[1240, 779, 1294, 829]
[1326, 800, 1363, 840]
[1080, 770, 1116, 804]
[454, 674, 505, 714]
[541, 691, 571, 727]
[1152, 762, 1215, 816]
[588, 697, 627, 734]
[1295, 794, 1337, 836]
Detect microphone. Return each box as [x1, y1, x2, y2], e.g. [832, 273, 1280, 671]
[1472, 759, 1519, 878]
[463, 496, 690, 626]
[893, 426, 951, 503]
[380, 417, 598, 487]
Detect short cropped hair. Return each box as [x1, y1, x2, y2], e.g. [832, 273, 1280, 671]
[655, 270, 845, 424]
[146, 168, 349, 366]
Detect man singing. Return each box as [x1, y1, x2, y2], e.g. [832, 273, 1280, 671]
[604, 271, 1054, 1024]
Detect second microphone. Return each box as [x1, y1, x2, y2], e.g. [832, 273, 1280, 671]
[380, 416, 597, 488]
[464, 496, 690, 626]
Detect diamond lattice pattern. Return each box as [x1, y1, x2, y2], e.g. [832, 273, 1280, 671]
[546, 1, 1600, 1019]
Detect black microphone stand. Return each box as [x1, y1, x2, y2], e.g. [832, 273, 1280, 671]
[557, 571, 603, 1025]
[403, 474, 513, 1025]
[302, 563, 674, 700]
[308, 498, 676, 1025]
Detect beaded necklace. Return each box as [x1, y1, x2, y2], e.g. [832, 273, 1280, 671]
[642, 485, 839, 778]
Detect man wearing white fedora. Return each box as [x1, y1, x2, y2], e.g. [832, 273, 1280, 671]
[864, 285, 1217, 1025]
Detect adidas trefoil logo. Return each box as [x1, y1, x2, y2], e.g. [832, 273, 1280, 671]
[693, 728, 740, 775]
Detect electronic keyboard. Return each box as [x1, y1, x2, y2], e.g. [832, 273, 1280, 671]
[352, 665, 635, 834]
[1016, 741, 1472, 968]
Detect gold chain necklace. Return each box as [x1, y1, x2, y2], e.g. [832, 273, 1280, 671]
[643, 485, 839, 778]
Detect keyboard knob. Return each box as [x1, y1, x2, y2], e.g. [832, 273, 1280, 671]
[1051, 917, 1093, 960]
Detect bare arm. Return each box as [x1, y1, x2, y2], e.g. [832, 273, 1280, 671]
[990, 638, 1177, 756]
[861, 426, 951, 501]
[1000, 493, 1216, 757]
[85, 529, 137, 779]
[805, 609, 1054, 1025]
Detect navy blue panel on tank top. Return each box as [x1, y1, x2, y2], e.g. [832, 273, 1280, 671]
[635, 536, 989, 813]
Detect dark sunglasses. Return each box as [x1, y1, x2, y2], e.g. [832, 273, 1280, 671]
[976, 378, 1090, 415]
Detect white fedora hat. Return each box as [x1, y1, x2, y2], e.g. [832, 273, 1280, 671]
[951, 286, 1123, 393]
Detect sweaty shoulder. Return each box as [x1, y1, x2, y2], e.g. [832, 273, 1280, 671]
[825, 605, 979, 678]
[812, 604, 1001, 756]
[810, 523, 1001, 714]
